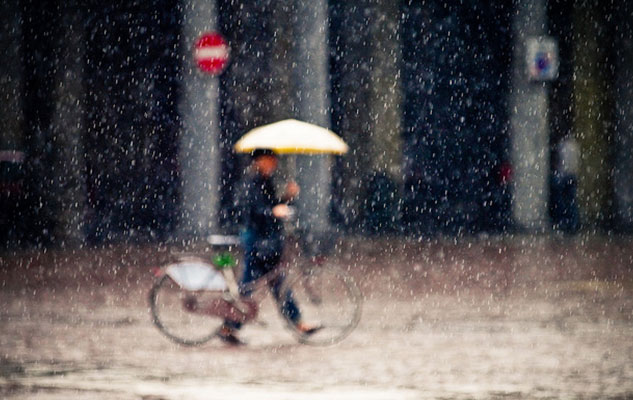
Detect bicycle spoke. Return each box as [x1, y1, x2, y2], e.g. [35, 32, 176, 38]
[149, 274, 225, 346]
[282, 266, 362, 346]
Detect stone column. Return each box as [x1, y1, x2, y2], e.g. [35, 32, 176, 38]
[368, 1, 402, 178]
[328, 0, 374, 231]
[0, 0, 24, 247]
[292, 0, 331, 235]
[572, 2, 611, 227]
[509, 0, 550, 231]
[0, 0, 22, 151]
[178, 0, 221, 237]
[51, 5, 86, 246]
[613, 5, 633, 229]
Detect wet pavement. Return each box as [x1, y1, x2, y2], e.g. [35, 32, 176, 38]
[1, 234, 632, 399]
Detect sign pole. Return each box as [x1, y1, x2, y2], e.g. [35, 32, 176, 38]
[178, 2, 226, 238]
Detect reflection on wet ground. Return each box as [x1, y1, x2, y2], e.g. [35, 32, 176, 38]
[1, 235, 632, 399]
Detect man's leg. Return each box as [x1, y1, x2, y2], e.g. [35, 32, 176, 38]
[223, 251, 262, 330]
[218, 251, 265, 345]
[269, 272, 323, 335]
[269, 272, 301, 325]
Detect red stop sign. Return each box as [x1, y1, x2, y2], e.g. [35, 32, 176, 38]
[194, 32, 229, 75]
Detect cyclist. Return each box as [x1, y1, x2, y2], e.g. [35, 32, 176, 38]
[218, 148, 320, 345]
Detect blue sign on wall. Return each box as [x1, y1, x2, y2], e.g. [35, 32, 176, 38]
[526, 36, 559, 81]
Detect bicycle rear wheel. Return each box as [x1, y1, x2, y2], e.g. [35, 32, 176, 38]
[281, 265, 362, 346]
[149, 274, 225, 346]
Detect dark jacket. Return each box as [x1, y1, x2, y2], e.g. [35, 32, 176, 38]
[244, 174, 283, 238]
[241, 174, 284, 266]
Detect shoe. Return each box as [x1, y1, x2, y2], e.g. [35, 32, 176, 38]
[296, 322, 324, 336]
[217, 325, 246, 346]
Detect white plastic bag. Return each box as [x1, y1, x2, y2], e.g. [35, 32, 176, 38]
[165, 260, 227, 291]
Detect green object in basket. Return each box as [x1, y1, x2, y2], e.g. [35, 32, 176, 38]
[212, 252, 237, 269]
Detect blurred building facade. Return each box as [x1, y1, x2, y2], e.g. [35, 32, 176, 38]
[1, 0, 632, 247]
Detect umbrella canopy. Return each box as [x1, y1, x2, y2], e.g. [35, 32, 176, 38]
[234, 119, 349, 155]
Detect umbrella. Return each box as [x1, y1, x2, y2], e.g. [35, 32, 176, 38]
[234, 119, 349, 155]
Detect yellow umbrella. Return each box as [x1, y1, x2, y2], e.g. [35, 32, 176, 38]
[234, 119, 349, 155]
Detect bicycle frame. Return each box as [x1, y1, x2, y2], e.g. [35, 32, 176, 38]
[152, 246, 296, 326]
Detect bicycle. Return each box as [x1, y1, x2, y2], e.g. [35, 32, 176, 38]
[149, 234, 362, 346]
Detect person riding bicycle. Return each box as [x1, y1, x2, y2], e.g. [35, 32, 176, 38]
[218, 148, 320, 345]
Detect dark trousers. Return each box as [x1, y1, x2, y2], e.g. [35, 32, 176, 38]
[224, 238, 301, 330]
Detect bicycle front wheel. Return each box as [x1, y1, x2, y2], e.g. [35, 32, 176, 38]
[281, 265, 362, 346]
[149, 274, 225, 346]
